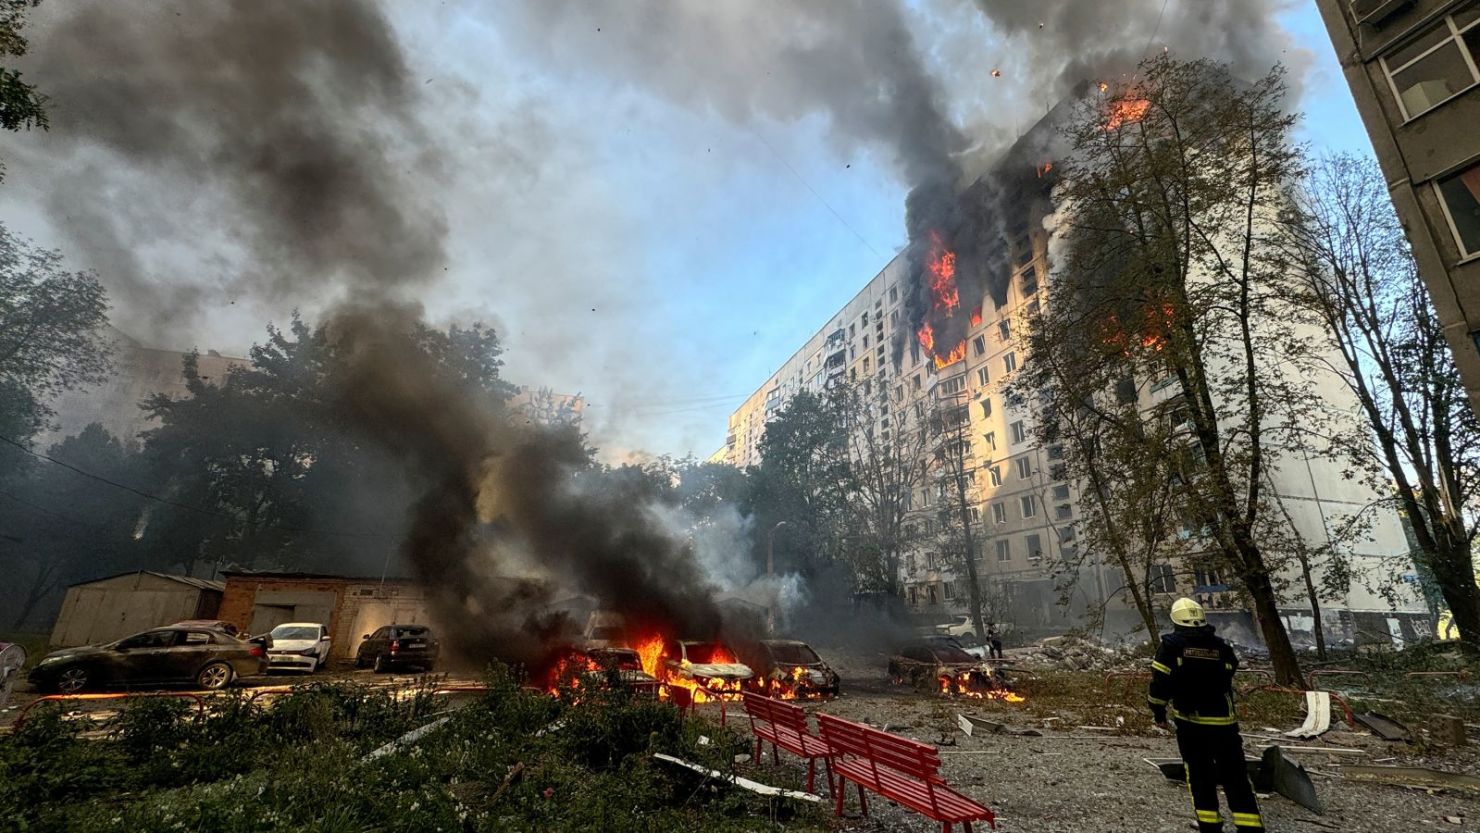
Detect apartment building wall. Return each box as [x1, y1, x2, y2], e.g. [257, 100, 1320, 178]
[1316, 0, 1480, 414]
[725, 107, 1428, 646]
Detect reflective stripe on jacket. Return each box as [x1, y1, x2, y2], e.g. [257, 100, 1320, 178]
[1147, 624, 1239, 725]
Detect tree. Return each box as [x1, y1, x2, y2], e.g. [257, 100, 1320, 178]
[139, 313, 515, 575]
[1286, 153, 1480, 648]
[0, 224, 111, 452]
[750, 390, 852, 585]
[835, 380, 930, 597]
[926, 391, 987, 641]
[0, 424, 152, 628]
[1044, 56, 1321, 684]
[0, 0, 47, 146]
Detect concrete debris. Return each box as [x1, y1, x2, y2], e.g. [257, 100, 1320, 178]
[1341, 765, 1480, 794]
[1147, 746, 1321, 813]
[1428, 715, 1468, 747]
[1014, 635, 1137, 672]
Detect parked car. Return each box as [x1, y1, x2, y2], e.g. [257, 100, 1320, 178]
[582, 646, 659, 692]
[171, 620, 242, 637]
[747, 638, 839, 698]
[888, 638, 992, 689]
[354, 624, 439, 672]
[266, 622, 332, 672]
[663, 639, 752, 692]
[28, 626, 267, 693]
[933, 615, 980, 646]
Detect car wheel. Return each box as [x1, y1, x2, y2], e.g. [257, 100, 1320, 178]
[55, 666, 90, 694]
[196, 661, 234, 691]
[372, 654, 387, 673]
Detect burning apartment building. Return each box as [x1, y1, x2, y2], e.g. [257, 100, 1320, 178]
[722, 99, 1430, 648]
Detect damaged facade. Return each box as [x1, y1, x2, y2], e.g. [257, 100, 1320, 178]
[722, 106, 1430, 649]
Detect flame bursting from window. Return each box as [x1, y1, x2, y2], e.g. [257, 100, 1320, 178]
[917, 230, 967, 370]
[1100, 302, 1178, 355]
[1104, 98, 1150, 131]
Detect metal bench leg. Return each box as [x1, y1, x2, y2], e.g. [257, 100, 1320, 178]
[942, 823, 952, 833]
[833, 777, 846, 817]
[807, 758, 816, 793]
[754, 737, 762, 763]
[772, 743, 779, 765]
[857, 782, 868, 816]
[823, 758, 834, 797]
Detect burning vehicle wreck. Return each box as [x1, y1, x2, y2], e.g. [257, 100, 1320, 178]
[889, 639, 1023, 702]
[638, 637, 753, 703]
[543, 646, 660, 695]
[744, 639, 840, 700]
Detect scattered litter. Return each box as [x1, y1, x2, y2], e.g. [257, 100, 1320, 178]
[534, 718, 566, 738]
[362, 716, 451, 762]
[652, 753, 823, 803]
[1443, 816, 1464, 825]
[1341, 765, 1480, 794]
[1261, 745, 1364, 757]
[1285, 691, 1331, 739]
[1146, 746, 1320, 813]
[958, 713, 1004, 737]
[697, 734, 711, 746]
[1353, 712, 1410, 742]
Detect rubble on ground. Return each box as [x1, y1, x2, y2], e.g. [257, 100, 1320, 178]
[1012, 634, 1144, 672]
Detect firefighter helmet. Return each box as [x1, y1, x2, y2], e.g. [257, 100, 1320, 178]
[1170, 597, 1206, 627]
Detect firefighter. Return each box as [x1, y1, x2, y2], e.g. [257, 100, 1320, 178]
[1148, 597, 1264, 833]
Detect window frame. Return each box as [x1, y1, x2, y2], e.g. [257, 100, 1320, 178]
[992, 502, 1007, 524]
[995, 539, 1011, 562]
[1434, 159, 1480, 259]
[1020, 494, 1036, 519]
[1379, 10, 1480, 122]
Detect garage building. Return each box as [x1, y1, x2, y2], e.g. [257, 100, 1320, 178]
[218, 571, 432, 659]
[50, 571, 224, 648]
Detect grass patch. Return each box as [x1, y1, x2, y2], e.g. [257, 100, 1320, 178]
[0, 667, 832, 832]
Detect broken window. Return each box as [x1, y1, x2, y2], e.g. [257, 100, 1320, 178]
[1025, 533, 1042, 559]
[973, 335, 987, 356]
[979, 397, 993, 419]
[988, 465, 1003, 487]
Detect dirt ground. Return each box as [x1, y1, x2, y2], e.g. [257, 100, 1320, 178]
[5, 649, 1478, 832]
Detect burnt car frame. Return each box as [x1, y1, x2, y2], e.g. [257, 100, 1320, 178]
[663, 638, 753, 693]
[746, 638, 839, 698]
[28, 626, 267, 693]
[888, 638, 997, 692]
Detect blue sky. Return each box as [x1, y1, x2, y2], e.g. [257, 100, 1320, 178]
[0, 2, 1379, 461]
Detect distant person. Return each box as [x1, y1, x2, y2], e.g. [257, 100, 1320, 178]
[985, 624, 1003, 659]
[1148, 598, 1263, 833]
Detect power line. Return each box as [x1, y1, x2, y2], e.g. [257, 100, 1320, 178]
[0, 433, 394, 540]
[751, 128, 886, 261]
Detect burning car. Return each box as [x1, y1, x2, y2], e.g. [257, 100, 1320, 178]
[746, 639, 839, 700]
[888, 638, 1022, 701]
[661, 639, 752, 702]
[546, 646, 659, 695]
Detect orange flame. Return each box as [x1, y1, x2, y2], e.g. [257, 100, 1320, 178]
[630, 633, 746, 705]
[1036, 161, 1053, 178]
[1104, 98, 1150, 131]
[938, 671, 1026, 702]
[933, 341, 967, 369]
[970, 306, 982, 327]
[917, 230, 966, 368]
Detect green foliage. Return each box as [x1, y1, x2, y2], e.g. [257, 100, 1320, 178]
[0, 1, 46, 143]
[0, 669, 831, 832]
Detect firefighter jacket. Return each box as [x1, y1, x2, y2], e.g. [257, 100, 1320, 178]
[1147, 624, 1240, 726]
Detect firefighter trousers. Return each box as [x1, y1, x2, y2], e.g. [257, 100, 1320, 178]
[1175, 720, 1264, 832]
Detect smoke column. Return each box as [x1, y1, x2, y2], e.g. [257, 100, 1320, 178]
[17, 0, 725, 663]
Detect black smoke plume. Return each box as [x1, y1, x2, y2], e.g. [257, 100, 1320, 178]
[20, 0, 725, 664]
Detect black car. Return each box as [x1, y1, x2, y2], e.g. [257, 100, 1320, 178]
[28, 627, 268, 693]
[354, 624, 439, 672]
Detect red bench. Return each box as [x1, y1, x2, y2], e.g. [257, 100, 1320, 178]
[816, 712, 995, 832]
[741, 691, 833, 794]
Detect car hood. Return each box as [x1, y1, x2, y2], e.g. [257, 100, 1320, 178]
[679, 662, 753, 681]
[37, 645, 107, 664]
[269, 638, 319, 651]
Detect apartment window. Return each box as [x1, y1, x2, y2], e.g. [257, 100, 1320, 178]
[1016, 457, 1033, 479]
[1381, 10, 1480, 120]
[983, 431, 996, 452]
[894, 385, 903, 403]
[906, 554, 916, 574]
[890, 286, 898, 303]
[1055, 503, 1072, 520]
[979, 397, 993, 419]
[998, 319, 1011, 341]
[1009, 420, 1026, 444]
[967, 505, 982, 524]
[1051, 483, 1071, 501]
[911, 374, 922, 392]
[976, 366, 990, 387]
[1021, 273, 1039, 296]
[1020, 494, 1036, 518]
[927, 551, 939, 570]
[890, 309, 900, 325]
[928, 585, 939, 605]
[863, 334, 870, 348]
[1437, 161, 1480, 257]
[911, 342, 921, 366]
[996, 539, 1011, 562]
[992, 502, 1007, 524]
[1050, 463, 1067, 481]
[939, 375, 966, 395]
[944, 581, 956, 601]
[973, 335, 987, 356]
[1003, 352, 1017, 373]
[988, 465, 1003, 487]
[849, 323, 856, 337]
[1150, 564, 1175, 594]
[863, 357, 871, 374]
[1059, 526, 1076, 543]
[909, 585, 918, 606]
[1025, 533, 1042, 560]
[1047, 444, 1064, 460]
